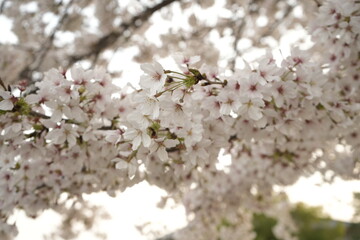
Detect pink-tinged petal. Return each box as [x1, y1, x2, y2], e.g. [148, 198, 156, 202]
[142, 132, 151, 148]
[115, 160, 128, 170]
[25, 94, 40, 104]
[248, 106, 263, 121]
[139, 76, 153, 88]
[57, 133, 67, 145]
[140, 63, 156, 75]
[0, 90, 11, 99]
[151, 103, 160, 119]
[51, 109, 63, 122]
[12, 123, 22, 132]
[132, 135, 142, 150]
[67, 134, 77, 148]
[189, 56, 200, 65]
[157, 146, 168, 162]
[40, 119, 57, 128]
[275, 97, 284, 108]
[0, 100, 14, 111]
[164, 139, 178, 148]
[128, 162, 137, 179]
[105, 132, 119, 143]
[220, 104, 231, 115]
[153, 61, 164, 74]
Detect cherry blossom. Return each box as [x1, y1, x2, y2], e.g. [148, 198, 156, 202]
[0, 90, 14, 111]
[0, 0, 359, 239]
[139, 62, 167, 96]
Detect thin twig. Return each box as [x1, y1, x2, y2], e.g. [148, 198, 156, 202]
[19, 0, 75, 84]
[0, 0, 8, 14]
[229, 1, 257, 72]
[256, 4, 294, 44]
[229, 19, 246, 72]
[28, 110, 115, 130]
[313, 0, 322, 7]
[31, 0, 75, 72]
[0, 78, 7, 90]
[67, 0, 181, 68]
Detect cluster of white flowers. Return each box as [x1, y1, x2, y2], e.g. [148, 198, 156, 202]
[0, 0, 359, 239]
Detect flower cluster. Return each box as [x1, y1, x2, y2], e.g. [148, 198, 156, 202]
[0, 0, 359, 239]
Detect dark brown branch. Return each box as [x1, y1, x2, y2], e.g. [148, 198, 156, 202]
[0, 0, 8, 14]
[28, 110, 119, 131]
[229, 19, 246, 72]
[20, 0, 75, 83]
[313, 0, 322, 7]
[257, 4, 294, 44]
[0, 77, 7, 90]
[33, 0, 74, 70]
[229, 0, 257, 72]
[67, 0, 181, 67]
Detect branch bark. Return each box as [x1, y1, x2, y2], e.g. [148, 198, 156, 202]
[19, 0, 75, 83]
[0, 0, 8, 14]
[66, 0, 181, 68]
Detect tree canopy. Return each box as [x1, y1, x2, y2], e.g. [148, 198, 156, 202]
[0, 0, 359, 239]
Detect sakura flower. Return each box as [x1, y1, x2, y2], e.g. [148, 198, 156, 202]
[58, 83, 79, 103]
[124, 127, 151, 150]
[241, 74, 264, 99]
[173, 53, 200, 67]
[35, 68, 66, 92]
[139, 61, 167, 95]
[126, 111, 151, 130]
[257, 54, 281, 84]
[271, 81, 297, 107]
[133, 92, 160, 119]
[300, 72, 327, 99]
[160, 96, 188, 125]
[45, 101, 72, 122]
[104, 129, 125, 144]
[3, 123, 22, 135]
[0, 90, 14, 111]
[177, 123, 203, 148]
[112, 157, 138, 179]
[200, 65, 224, 82]
[185, 139, 211, 166]
[149, 139, 178, 162]
[45, 124, 79, 147]
[238, 98, 265, 121]
[217, 91, 241, 115]
[70, 66, 93, 86]
[24, 89, 50, 104]
[201, 96, 222, 119]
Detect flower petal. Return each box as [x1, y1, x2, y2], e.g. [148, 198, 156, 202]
[0, 100, 14, 111]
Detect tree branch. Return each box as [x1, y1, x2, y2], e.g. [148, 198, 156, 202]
[20, 0, 75, 83]
[256, 3, 294, 44]
[66, 0, 181, 68]
[0, 0, 8, 14]
[32, 0, 75, 72]
[229, 19, 246, 72]
[229, 0, 257, 72]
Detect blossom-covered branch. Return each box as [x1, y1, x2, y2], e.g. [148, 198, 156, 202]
[0, 0, 359, 239]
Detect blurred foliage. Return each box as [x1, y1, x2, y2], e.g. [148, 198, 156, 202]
[252, 213, 278, 240]
[252, 202, 360, 240]
[353, 192, 360, 222]
[291, 203, 345, 240]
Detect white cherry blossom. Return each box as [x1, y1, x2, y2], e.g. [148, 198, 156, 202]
[0, 90, 13, 111]
[139, 61, 167, 95]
